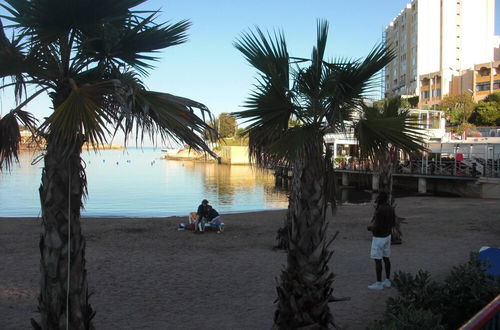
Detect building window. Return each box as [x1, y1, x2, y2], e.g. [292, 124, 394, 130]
[477, 67, 490, 76]
[494, 80, 500, 90]
[421, 91, 430, 99]
[432, 89, 441, 97]
[476, 82, 490, 91]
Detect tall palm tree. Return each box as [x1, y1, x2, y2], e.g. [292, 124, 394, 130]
[0, 1, 216, 328]
[354, 97, 425, 201]
[233, 21, 395, 329]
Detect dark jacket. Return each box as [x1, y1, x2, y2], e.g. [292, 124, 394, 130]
[197, 204, 208, 218]
[371, 204, 395, 237]
[207, 208, 219, 221]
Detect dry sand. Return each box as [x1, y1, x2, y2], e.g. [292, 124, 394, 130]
[1, 196, 499, 330]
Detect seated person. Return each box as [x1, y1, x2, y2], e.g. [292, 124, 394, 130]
[206, 205, 220, 223]
[195, 199, 209, 232]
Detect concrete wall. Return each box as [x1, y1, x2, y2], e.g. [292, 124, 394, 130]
[219, 146, 252, 164]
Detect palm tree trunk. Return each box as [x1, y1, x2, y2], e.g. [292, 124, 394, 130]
[378, 151, 393, 200]
[273, 141, 334, 329]
[31, 136, 94, 330]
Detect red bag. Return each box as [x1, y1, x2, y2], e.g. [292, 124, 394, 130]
[185, 223, 195, 231]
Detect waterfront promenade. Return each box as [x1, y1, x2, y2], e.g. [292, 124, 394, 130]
[1, 196, 499, 329]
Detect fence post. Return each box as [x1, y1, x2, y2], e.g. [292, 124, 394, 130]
[418, 177, 427, 194]
[342, 173, 349, 186]
[372, 174, 379, 192]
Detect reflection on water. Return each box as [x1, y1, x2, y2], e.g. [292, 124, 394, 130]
[0, 148, 289, 217]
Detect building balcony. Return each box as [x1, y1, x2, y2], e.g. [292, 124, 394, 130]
[476, 75, 491, 83]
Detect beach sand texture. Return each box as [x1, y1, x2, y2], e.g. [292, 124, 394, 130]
[1, 196, 499, 330]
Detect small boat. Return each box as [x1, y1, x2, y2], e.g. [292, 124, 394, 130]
[161, 148, 182, 154]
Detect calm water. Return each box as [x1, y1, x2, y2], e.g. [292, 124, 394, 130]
[0, 148, 289, 217]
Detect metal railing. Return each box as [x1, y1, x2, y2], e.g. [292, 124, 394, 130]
[459, 294, 500, 330]
[334, 158, 500, 178]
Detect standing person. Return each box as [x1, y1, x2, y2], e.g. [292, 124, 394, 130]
[195, 199, 209, 232]
[367, 192, 395, 290]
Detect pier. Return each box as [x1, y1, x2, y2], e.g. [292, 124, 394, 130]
[335, 156, 500, 198]
[272, 142, 500, 199]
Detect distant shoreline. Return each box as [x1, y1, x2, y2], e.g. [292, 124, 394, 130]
[0, 208, 288, 220]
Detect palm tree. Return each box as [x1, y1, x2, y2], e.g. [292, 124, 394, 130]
[0, 1, 216, 328]
[233, 21, 395, 329]
[354, 97, 425, 201]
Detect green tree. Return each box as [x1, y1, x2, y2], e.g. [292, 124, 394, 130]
[483, 91, 500, 103]
[234, 20, 402, 329]
[406, 96, 419, 108]
[469, 92, 500, 126]
[216, 112, 237, 138]
[0, 1, 215, 328]
[437, 93, 476, 125]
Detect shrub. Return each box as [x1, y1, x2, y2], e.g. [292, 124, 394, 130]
[440, 255, 500, 329]
[385, 270, 444, 317]
[367, 306, 444, 330]
[368, 253, 500, 329]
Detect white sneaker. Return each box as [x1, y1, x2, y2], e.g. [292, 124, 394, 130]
[382, 279, 392, 288]
[368, 282, 384, 290]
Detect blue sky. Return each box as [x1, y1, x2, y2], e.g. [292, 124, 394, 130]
[0, 0, 499, 136]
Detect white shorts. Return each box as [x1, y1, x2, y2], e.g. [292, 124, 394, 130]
[370, 235, 391, 259]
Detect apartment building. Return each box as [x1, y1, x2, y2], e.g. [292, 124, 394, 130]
[384, 0, 497, 107]
[450, 60, 500, 102]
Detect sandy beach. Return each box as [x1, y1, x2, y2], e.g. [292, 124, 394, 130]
[1, 196, 499, 330]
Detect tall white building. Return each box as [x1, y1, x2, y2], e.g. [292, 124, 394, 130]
[384, 0, 497, 106]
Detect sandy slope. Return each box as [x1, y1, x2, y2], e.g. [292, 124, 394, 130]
[1, 196, 499, 329]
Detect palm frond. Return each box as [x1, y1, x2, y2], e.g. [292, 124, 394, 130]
[234, 27, 289, 81]
[233, 27, 294, 133]
[247, 124, 323, 168]
[311, 19, 328, 73]
[322, 43, 395, 126]
[2, 0, 145, 42]
[41, 80, 116, 150]
[79, 14, 191, 75]
[115, 78, 217, 155]
[0, 108, 37, 171]
[354, 99, 426, 159]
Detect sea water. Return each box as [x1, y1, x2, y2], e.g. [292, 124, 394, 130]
[0, 148, 289, 217]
